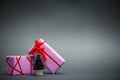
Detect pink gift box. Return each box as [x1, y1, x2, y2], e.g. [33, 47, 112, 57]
[6, 55, 34, 75]
[28, 38, 65, 74]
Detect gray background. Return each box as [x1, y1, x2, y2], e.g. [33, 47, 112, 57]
[0, 0, 120, 80]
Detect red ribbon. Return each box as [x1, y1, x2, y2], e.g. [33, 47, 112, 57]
[28, 40, 61, 67]
[26, 56, 34, 74]
[6, 56, 34, 75]
[28, 40, 46, 61]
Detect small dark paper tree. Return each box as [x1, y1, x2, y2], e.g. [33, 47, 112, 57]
[33, 55, 45, 70]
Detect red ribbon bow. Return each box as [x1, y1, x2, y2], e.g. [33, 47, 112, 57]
[28, 40, 46, 61]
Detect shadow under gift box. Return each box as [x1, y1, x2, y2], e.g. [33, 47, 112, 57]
[6, 55, 34, 75]
[28, 38, 65, 74]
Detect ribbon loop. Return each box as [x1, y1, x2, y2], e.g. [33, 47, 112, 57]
[28, 40, 46, 61]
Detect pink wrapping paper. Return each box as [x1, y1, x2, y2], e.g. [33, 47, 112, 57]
[28, 38, 65, 74]
[6, 55, 34, 75]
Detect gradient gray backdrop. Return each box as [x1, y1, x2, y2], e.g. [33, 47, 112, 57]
[0, 0, 120, 80]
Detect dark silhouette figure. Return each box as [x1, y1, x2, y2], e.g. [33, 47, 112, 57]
[33, 55, 45, 70]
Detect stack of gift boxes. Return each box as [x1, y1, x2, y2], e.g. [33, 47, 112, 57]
[6, 38, 65, 75]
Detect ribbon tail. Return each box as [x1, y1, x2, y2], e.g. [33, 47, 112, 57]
[42, 53, 46, 61]
[28, 48, 36, 55]
[28, 51, 33, 54]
